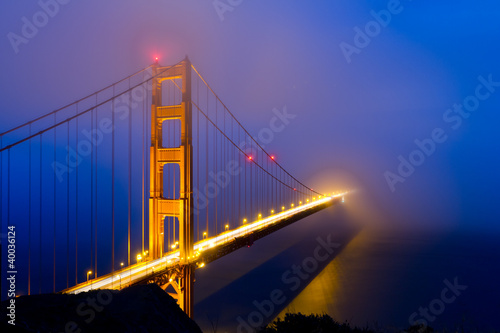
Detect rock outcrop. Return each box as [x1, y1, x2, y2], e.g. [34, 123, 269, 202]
[1, 284, 202, 333]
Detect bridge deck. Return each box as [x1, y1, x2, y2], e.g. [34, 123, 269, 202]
[62, 194, 345, 294]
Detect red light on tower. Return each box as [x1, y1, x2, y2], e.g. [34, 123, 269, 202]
[293, 188, 297, 191]
[270, 155, 275, 160]
[248, 156, 253, 161]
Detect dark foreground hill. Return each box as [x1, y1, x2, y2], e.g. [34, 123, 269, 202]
[1, 284, 202, 333]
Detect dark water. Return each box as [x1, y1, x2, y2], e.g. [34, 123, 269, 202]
[277, 228, 500, 332]
[193, 205, 500, 332]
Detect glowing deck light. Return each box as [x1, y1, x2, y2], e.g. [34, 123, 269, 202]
[137, 254, 142, 261]
[120, 262, 124, 267]
[198, 262, 205, 268]
[299, 201, 302, 205]
[258, 214, 262, 219]
[243, 218, 247, 223]
[87, 271, 92, 282]
[282, 206, 285, 211]
[171, 244, 176, 249]
[63, 193, 343, 295]
[271, 209, 274, 214]
[291, 203, 294, 207]
[169, 278, 173, 282]
[306, 199, 309, 203]
[225, 224, 229, 231]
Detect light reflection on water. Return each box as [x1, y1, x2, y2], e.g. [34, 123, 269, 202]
[276, 227, 500, 331]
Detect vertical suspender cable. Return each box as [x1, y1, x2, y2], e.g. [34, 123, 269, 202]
[128, 89, 132, 266]
[111, 89, 115, 273]
[260, 149, 262, 216]
[28, 125, 32, 295]
[206, 85, 208, 236]
[250, 142, 252, 221]
[260, 150, 262, 216]
[94, 102, 98, 278]
[266, 152, 268, 215]
[7, 149, 11, 294]
[215, 98, 217, 236]
[232, 118, 235, 227]
[90, 110, 94, 277]
[53, 114, 57, 292]
[241, 127, 246, 224]
[75, 110, 79, 285]
[7, 148, 10, 248]
[141, 79, 145, 254]
[196, 78, 200, 241]
[40, 134, 43, 293]
[244, 133, 246, 221]
[172, 88, 176, 245]
[95, 104, 98, 277]
[224, 109, 227, 229]
[66, 122, 70, 288]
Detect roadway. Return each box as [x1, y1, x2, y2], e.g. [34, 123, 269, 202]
[63, 193, 346, 294]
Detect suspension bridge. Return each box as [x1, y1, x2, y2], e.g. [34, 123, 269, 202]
[0, 57, 346, 317]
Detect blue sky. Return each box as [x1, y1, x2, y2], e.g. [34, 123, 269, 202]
[1, 0, 500, 235]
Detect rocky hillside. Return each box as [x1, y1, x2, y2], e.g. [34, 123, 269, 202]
[1, 284, 202, 333]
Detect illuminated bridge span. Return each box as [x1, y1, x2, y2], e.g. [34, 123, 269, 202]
[0, 57, 346, 317]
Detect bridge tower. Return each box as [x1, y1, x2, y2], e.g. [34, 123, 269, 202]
[149, 57, 194, 317]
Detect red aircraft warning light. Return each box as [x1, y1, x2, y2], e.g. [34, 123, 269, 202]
[270, 155, 275, 160]
[248, 156, 253, 160]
